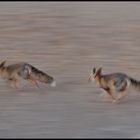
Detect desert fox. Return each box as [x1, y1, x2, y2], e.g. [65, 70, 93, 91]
[88, 67, 140, 103]
[0, 60, 56, 89]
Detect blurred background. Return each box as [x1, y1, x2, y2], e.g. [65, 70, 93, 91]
[0, 2, 140, 138]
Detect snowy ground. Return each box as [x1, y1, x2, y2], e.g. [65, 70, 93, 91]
[0, 2, 140, 138]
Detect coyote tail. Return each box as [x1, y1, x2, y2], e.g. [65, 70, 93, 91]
[129, 77, 140, 91]
[31, 65, 54, 84]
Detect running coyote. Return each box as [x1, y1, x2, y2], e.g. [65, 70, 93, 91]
[88, 67, 140, 103]
[0, 60, 56, 89]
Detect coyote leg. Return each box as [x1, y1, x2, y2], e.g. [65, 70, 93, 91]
[8, 78, 19, 89]
[115, 82, 127, 102]
[105, 89, 116, 103]
[28, 79, 39, 88]
[116, 91, 126, 101]
[27, 75, 39, 88]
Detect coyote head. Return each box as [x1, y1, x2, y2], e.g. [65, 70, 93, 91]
[88, 67, 102, 82]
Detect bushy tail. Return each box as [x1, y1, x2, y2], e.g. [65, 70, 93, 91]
[20, 63, 54, 84]
[31, 66, 54, 84]
[37, 71, 54, 84]
[129, 77, 140, 91]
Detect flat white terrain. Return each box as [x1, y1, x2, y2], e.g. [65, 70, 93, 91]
[0, 2, 140, 138]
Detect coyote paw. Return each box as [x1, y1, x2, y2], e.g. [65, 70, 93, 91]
[112, 99, 117, 103]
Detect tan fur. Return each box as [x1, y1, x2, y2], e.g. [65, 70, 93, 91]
[0, 60, 55, 89]
[88, 67, 140, 103]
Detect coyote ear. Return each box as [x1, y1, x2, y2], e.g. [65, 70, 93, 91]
[93, 67, 96, 74]
[95, 67, 102, 77]
[0, 60, 6, 68]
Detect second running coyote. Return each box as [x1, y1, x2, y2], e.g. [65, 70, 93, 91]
[0, 60, 56, 89]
